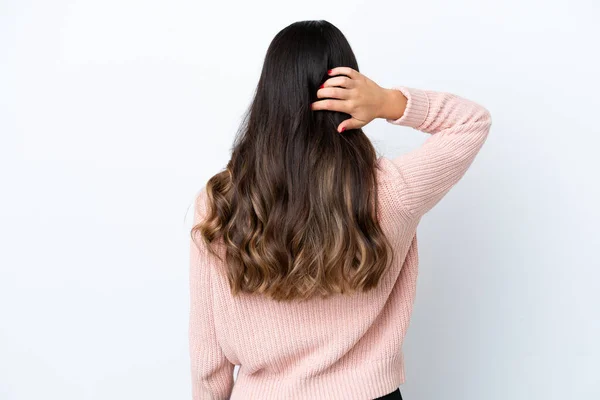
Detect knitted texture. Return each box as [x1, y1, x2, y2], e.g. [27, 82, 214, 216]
[189, 86, 492, 399]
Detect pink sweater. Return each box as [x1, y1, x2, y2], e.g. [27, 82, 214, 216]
[189, 86, 492, 399]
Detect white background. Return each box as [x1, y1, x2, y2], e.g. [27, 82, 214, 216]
[1, 1, 599, 399]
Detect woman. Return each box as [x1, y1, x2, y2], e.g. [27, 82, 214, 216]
[189, 20, 492, 399]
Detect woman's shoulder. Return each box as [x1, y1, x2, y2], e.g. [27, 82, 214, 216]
[375, 156, 416, 223]
[375, 156, 404, 184]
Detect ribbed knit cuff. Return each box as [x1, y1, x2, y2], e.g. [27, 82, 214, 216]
[385, 86, 429, 129]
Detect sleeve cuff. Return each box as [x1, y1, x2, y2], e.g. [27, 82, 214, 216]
[385, 86, 430, 129]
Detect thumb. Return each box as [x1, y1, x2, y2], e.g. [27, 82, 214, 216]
[337, 118, 363, 134]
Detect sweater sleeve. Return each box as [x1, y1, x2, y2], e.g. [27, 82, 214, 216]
[189, 192, 235, 399]
[384, 86, 492, 218]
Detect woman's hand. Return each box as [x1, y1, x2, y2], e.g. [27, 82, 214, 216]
[310, 66, 390, 133]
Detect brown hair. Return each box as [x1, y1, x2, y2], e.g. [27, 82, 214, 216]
[190, 20, 395, 302]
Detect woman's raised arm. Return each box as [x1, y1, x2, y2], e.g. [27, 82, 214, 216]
[382, 86, 492, 218]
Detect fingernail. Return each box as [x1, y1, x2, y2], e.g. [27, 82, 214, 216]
[319, 84, 324, 88]
[340, 127, 346, 132]
[327, 69, 332, 74]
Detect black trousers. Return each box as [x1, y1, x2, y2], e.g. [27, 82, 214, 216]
[374, 387, 402, 399]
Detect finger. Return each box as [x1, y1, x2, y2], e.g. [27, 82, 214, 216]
[316, 86, 351, 100]
[321, 76, 354, 89]
[311, 98, 351, 113]
[328, 67, 359, 79]
[337, 118, 363, 133]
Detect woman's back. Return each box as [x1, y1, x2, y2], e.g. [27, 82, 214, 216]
[189, 86, 492, 399]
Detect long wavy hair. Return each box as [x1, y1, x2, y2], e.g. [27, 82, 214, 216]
[190, 20, 395, 302]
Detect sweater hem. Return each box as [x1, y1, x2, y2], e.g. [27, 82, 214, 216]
[230, 354, 405, 400]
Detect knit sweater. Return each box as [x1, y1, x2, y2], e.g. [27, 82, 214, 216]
[189, 86, 492, 399]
